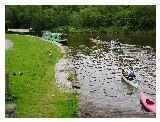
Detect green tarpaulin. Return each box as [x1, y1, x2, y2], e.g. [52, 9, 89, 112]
[42, 31, 66, 42]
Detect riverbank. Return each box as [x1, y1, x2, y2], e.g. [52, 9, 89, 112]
[5, 34, 78, 117]
[47, 41, 80, 92]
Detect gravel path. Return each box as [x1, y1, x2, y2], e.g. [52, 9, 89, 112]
[5, 40, 13, 49]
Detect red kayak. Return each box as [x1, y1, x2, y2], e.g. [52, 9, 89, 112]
[140, 91, 156, 112]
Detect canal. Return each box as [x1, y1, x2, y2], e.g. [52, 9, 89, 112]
[65, 32, 156, 117]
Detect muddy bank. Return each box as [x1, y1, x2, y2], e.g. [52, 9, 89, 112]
[54, 42, 80, 92]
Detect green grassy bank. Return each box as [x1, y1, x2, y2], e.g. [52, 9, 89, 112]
[5, 34, 78, 117]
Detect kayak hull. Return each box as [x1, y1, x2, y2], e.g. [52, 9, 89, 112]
[122, 75, 139, 88]
[140, 92, 156, 112]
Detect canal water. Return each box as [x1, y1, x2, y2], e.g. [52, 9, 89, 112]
[66, 32, 156, 115]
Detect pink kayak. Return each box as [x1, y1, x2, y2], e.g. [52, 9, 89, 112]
[140, 91, 156, 112]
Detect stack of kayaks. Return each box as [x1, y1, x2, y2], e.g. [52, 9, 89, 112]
[140, 91, 156, 112]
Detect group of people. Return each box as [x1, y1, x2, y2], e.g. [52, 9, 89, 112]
[111, 39, 136, 80]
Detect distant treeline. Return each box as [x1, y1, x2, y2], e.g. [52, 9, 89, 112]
[5, 5, 156, 33]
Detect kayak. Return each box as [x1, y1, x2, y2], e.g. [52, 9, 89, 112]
[122, 75, 140, 88]
[140, 91, 156, 112]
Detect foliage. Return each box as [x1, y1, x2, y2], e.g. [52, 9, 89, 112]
[5, 5, 156, 32]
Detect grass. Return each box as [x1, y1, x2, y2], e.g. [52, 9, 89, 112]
[5, 34, 78, 117]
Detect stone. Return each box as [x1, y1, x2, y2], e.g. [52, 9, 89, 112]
[5, 103, 16, 118]
[72, 81, 80, 89]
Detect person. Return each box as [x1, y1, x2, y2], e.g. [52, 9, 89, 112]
[111, 40, 116, 49]
[115, 39, 121, 47]
[128, 67, 136, 80]
[116, 41, 121, 48]
[111, 39, 121, 51]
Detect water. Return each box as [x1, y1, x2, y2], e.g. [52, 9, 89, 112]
[66, 32, 156, 115]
